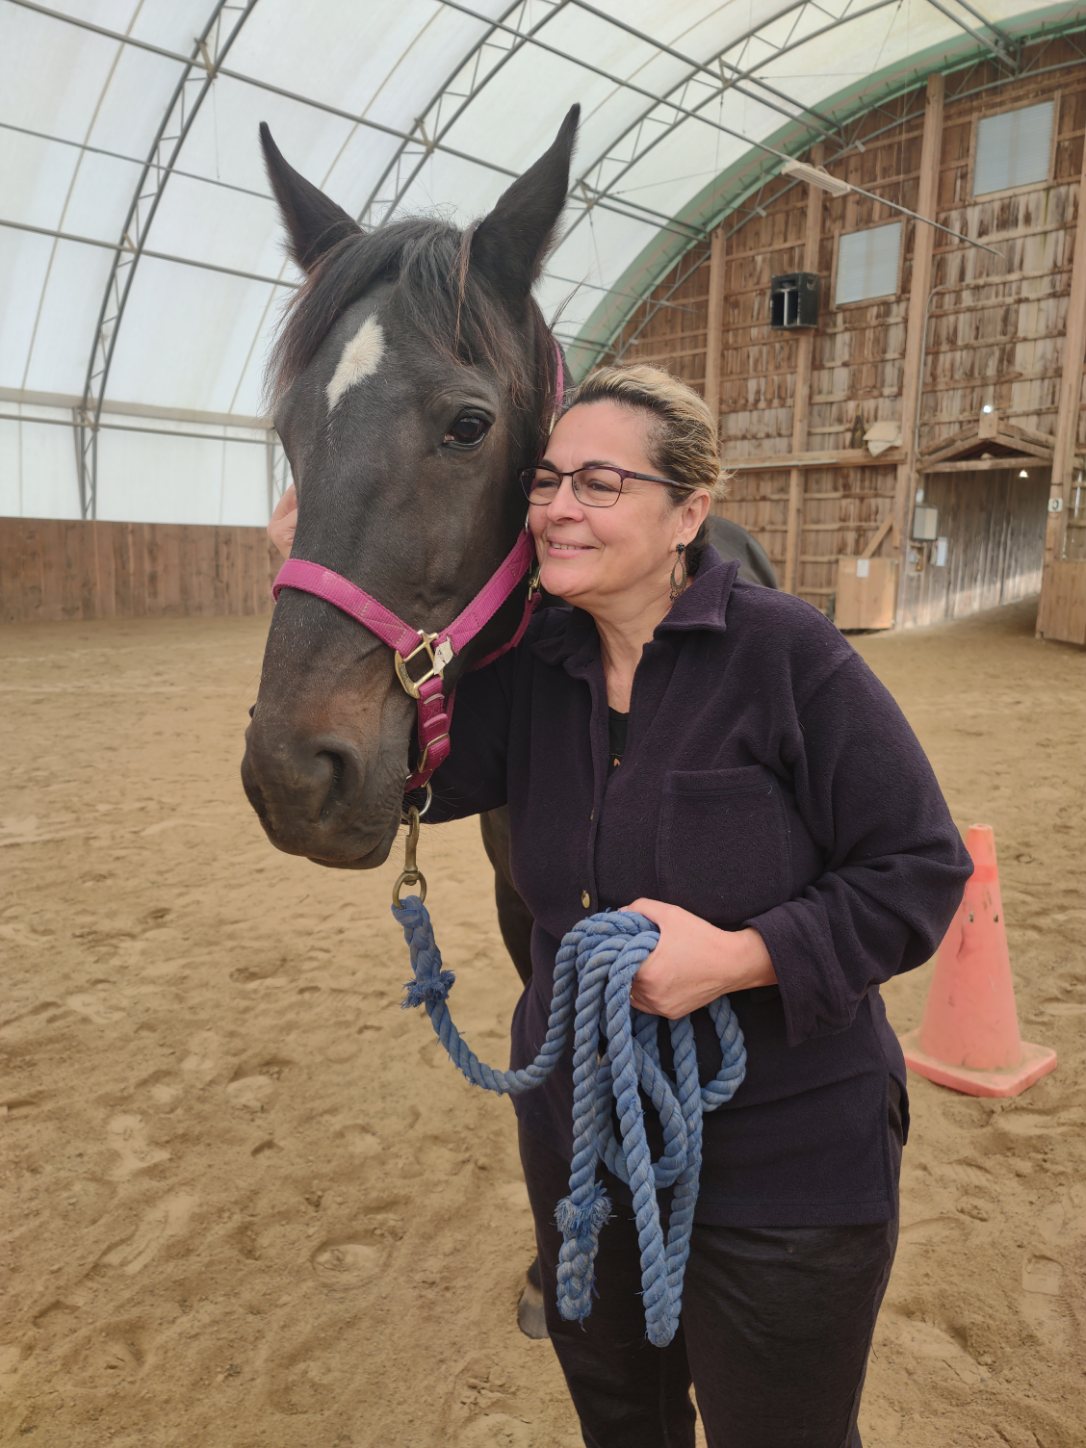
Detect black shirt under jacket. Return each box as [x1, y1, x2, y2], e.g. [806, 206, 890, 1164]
[425, 546, 973, 1227]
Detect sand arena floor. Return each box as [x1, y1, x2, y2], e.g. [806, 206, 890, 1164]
[1, 598, 1083, 1448]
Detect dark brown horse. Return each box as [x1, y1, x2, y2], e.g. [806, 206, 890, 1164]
[242, 111, 578, 861]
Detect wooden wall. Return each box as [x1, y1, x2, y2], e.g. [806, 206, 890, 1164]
[1037, 559, 1086, 644]
[0, 518, 279, 624]
[604, 35, 1086, 632]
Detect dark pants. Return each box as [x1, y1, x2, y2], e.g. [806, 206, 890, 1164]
[519, 1084, 902, 1448]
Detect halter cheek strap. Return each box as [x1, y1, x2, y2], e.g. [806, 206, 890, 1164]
[271, 337, 565, 791]
[272, 532, 540, 788]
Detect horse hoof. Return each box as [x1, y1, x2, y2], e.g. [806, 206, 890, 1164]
[516, 1278, 549, 1340]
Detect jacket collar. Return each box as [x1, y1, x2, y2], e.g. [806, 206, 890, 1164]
[531, 544, 739, 671]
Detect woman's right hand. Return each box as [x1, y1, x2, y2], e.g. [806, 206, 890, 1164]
[269, 482, 298, 560]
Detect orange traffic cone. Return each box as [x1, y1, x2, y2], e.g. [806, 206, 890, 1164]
[899, 824, 1057, 1098]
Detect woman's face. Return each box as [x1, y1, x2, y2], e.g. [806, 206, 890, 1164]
[528, 400, 706, 616]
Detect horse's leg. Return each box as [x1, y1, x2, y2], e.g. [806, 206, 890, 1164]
[478, 809, 548, 1339]
[516, 1252, 548, 1340]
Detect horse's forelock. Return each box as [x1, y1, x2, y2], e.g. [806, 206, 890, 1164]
[266, 217, 550, 442]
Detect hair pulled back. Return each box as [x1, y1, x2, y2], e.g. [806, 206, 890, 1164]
[567, 363, 728, 574]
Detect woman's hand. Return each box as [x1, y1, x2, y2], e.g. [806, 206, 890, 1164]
[269, 482, 298, 560]
[622, 897, 776, 1019]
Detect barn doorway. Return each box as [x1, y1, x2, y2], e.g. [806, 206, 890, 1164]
[914, 466, 1048, 622]
[899, 417, 1055, 630]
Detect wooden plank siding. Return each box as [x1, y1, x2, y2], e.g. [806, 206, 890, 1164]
[1037, 559, 1086, 644]
[602, 37, 1086, 629]
[0, 519, 280, 624]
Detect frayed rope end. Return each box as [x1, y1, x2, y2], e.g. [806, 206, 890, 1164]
[402, 970, 455, 1009]
[555, 1184, 612, 1241]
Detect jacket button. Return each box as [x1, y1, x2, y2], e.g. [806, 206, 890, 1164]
[581, 889, 591, 909]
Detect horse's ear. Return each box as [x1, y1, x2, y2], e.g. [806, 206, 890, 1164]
[259, 123, 362, 274]
[470, 105, 579, 302]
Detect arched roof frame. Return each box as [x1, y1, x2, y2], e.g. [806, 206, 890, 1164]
[77, 1, 256, 519]
[555, 0, 907, 265]
[597, 17, 1086, 370]
[359, 0, 858, 235]
[4, 0, 1083, 530]
[15, 0, 757, 514]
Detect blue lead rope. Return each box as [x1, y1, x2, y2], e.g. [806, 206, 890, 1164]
[392, 894, 747, 1347]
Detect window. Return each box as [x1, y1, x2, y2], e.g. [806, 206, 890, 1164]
[974, 101, 1054, 195]
[834, 222, 902, 306]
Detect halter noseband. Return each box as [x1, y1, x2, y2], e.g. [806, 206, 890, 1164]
[271, 340, 565, 792]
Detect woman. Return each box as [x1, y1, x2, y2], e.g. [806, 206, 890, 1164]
[271, 364, 972, 1447]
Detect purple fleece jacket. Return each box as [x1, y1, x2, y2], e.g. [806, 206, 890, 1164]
[425, 545, 972, 1226]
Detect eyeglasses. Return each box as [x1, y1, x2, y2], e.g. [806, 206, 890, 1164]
[519, 463, 693, 508]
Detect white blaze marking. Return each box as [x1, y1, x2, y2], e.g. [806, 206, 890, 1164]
[326, 316, 385, 412]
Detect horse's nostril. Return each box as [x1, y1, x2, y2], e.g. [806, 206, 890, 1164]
[327, 751, 345, 793]
[317, 747, 350, 820]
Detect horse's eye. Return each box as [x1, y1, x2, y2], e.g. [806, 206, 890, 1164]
[444, 412, 491, 448]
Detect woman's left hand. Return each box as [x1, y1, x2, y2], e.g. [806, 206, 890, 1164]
[269, 482, 298, 561]
[622, 897, 776, 1019]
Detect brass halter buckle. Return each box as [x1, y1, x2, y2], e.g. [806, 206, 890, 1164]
[393, 797, 429, 907]
[393, 631, 455, 700]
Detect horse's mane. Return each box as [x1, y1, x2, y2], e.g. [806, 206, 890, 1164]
[267, 217, 554, 438]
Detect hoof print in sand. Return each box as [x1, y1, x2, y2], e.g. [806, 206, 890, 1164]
[98, 1192, 198, 1276]
[333, 1124, 381, 1159]
[63, 1322, 148, 1382]
[1020, 1253, 1073, 1349]
[107, 1113, 170, 1180]
[309, 1238, 385, 1292]
[226, 1057, 294, 1112]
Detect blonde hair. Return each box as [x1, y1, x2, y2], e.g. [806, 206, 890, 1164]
[570, 364, 728, 503]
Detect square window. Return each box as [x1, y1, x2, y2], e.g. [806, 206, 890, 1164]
[834, 222, 902, 306]
[974, 101, 1054, 195]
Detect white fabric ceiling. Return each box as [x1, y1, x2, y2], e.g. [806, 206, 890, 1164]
[1, 0, 1082, 522]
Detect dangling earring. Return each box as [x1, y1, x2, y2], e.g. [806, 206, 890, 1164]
[669, 542, 688, 601]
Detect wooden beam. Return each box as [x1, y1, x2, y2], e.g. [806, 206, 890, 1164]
[893, 71, 944, 625]
[921, 455, 1053, 474]
[988, 435, 1056, 462]
[920, 428, 1056, 468]
[1043, 122, 1086, 627]
[998, 418, 1064, 451]
[860, 516, 894, 559]
[920, 428, 983, 465]
[703, 226, 726, 428]
[784, 181, 823, 595]
[727, 447, 904, 472]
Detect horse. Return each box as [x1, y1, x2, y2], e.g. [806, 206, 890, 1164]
[243, 108, 777, 1338]
[242, 109, 578, 862]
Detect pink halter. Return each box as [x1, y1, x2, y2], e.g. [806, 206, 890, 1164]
[272, 340, 565, 792]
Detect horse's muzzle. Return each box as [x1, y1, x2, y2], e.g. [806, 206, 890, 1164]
[241, 720, 402, 868]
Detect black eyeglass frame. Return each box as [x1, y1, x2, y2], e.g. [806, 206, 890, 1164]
[519, 463, 698, 508]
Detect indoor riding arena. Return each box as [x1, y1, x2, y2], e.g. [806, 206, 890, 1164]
[2, 5, 1085, 1448]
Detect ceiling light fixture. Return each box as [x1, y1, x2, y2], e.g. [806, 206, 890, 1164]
[778, 156, 1005, 262]
[780, 159, 852, 197]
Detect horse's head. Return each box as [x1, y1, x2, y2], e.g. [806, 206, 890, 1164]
[242, 109, 578, 868]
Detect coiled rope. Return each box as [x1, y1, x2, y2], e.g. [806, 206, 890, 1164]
[392, 893, 747, 1347]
